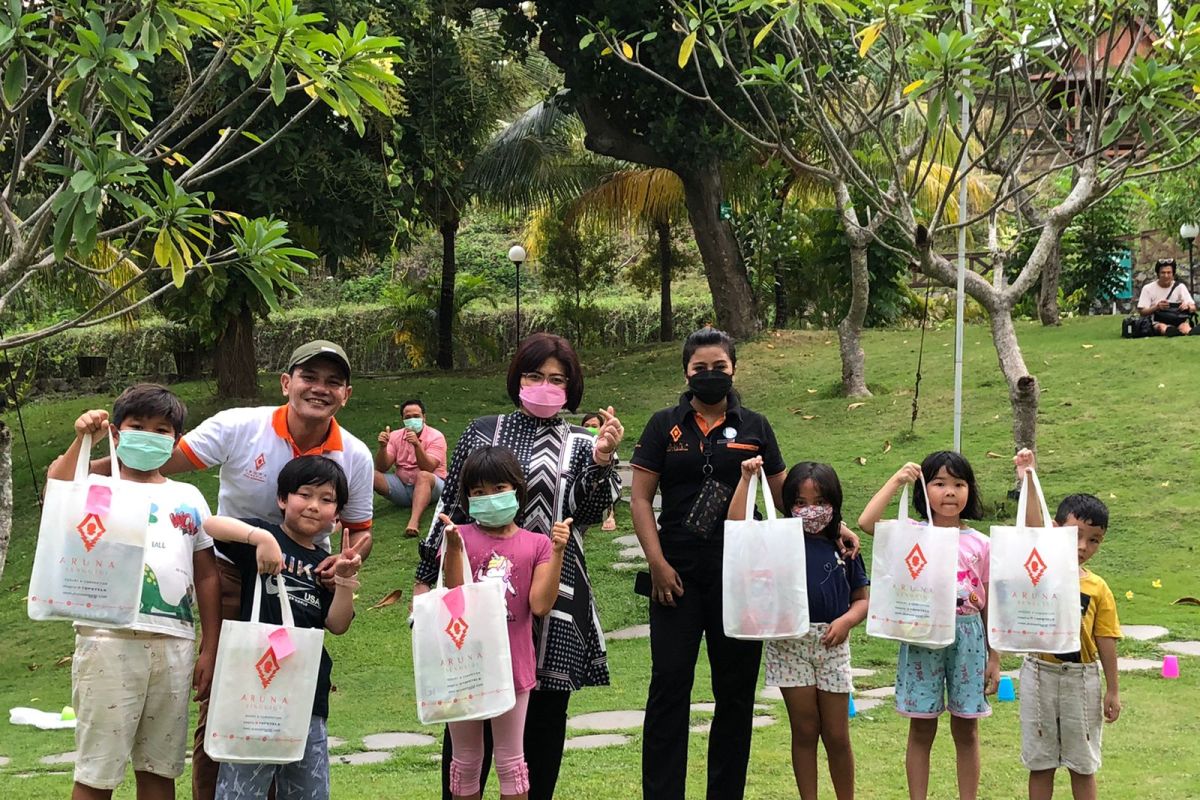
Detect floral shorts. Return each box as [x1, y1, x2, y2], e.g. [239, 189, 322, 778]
[894, 613, 991, 719]
[764, 623, 853, 694]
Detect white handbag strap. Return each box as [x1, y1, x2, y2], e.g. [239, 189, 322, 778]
[436, 532, 473, 590]
[1016, 468, 1052, 531]
[896, 472, 931, 521]
[743, 466, 778, 521]
[251, 573, 295, 627]
[74, 429, 120, 482]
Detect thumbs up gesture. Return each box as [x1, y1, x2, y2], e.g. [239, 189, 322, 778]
[377, 426, 391, 446]
[551, 518, 572, 554]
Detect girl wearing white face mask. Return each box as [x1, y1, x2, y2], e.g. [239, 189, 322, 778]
[414, 333, 624, 800]
[729, 458, 870, 800]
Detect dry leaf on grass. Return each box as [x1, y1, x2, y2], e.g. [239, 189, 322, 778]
[802, 415, 816, 420]
[985, 451, 1004, 458]
[854, 456, 867, 466]
[1082, 344, 1094, 349]
[806, 388, 817, 394]
[55, 654, 72, 667]
[847, 402, 866, 410]
[883, 440, 892, 454]
[370, 589, 405, 610]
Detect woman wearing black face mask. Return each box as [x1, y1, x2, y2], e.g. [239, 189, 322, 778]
[629, 327, 786, 800]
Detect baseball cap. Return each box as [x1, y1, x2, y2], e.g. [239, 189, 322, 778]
[286, 340, 351, 380]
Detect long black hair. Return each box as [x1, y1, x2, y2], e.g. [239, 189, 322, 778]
[781, 461, 843, 542]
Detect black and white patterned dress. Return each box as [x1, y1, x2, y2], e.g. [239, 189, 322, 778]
[416, 411, 619, 691]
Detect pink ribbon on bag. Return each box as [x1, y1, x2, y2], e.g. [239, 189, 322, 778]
[85, 485, 111, 516]
[268, 627, 296, 660]
[443, 586, 465, 618]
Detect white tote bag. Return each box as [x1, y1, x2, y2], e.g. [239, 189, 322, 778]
[722, 467, 809, 640]
[987, 469, 1081, 654]
[28, 431, 149, 625]
[866, 479, 959, 648]
[205, 574, 324, 764]
[412, 538, 515, 725]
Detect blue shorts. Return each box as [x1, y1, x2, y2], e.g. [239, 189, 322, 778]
[383, 472, 444, 507]
[895, 614, 991, 719]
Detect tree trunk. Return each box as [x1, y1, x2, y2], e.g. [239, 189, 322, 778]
[436, 216, 459, 370]
[679, 161, 759, 339]
[837, 237, 872, 397]
[656, 221, 673, 341]
[1037, 237, 1062, 326]
[773, 267, 788, 329]
[215, 304, 259, 399]
[988, 301, 1039, 454]
[0, 421, 11, 584]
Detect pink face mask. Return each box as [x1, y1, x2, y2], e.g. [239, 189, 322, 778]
[792, 504, 834, 535]
[519, 383, 567, 418]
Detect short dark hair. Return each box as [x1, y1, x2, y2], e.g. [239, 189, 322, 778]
[782, 461, 844, 542]
[506, 333, 584, 412]
[1156, 258, 1176, 276]
[1055, 493, 1109, 530]
[458, 446, 528, 511]
[112, 383, 187, 437]
[400, 399, 426, 415]
[682, 327, 737, 371]
[580, 413, 602, 428]
[912, 450, 984, 521]
[276, 456, 349, 511]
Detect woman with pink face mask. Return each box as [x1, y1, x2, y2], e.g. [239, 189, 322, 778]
[729, 458, 870, 800]
[415, 332, 624, 800]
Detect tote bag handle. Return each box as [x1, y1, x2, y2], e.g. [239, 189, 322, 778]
[436, 532, 473, 590]
[896, 472, 932, 522]
[250, 573, 296, 628]
[1015, 468, 1052, 532]
[73, 429, 121, 482]
[742, 466, 779, 522]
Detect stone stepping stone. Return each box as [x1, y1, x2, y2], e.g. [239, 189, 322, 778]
[690, 702, 770, 713]
[1123, 625, 1170, 641]
[854, 698, 885, 713]
[752, 715, 776, 728]
[760, 686, 783, 701]
[612, 561, 647, 571]
[1000, 670, 1020, 679]
[15, 771, 71, 778]
[850, 667, 876, 678]
[612, 535, 641, 547]
[606, 624, 650, 640]
[362, 732, 436, 750]
[567, 710, 645, 731]
[564, 734, 630, 750]
[1117, 657, 1161, 671]
[0, 755, 9, 767]
[690, 716, 775, 734]
[619, 546, 645, 560]
[859, 686, 895, 699]
[39, 751, 77, 765]
[334, 751, 393, 766]
[1161, 641, 1200, 656]
[327, 736, 347, 749]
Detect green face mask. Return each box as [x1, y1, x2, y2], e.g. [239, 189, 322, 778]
[115, 430, 176, 472]
[402, 417, 424, 433]
[469, 490, 519, 528]
[585, 426, 599, 436]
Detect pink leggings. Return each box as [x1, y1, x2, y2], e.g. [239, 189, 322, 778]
[448, 690, 531, 797]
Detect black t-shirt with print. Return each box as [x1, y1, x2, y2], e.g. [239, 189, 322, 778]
[216, 519, 335, 718]
[631, 391, 785, 560]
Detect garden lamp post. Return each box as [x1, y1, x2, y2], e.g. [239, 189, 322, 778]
[1180, 223, 1198, 293]
[508, 244, 527, 342]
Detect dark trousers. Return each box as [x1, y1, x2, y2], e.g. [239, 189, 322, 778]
[440, 689, 571, 800]
[642, 558, 763, 800]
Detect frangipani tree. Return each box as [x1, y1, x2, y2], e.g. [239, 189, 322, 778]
[586, 0, 1200, 451]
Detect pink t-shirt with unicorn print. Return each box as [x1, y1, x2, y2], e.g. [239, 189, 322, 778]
[457, 523, 553, 692]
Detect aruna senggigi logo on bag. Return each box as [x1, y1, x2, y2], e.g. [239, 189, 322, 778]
[444, 617, 469, 649]
[256, 648, 281, 688]
[904, 543, 928, 580]
[76, 513, 106, 552]
[1024, 547, 1047, 586]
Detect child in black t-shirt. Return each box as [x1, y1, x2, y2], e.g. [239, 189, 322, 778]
[203, 456, 362, 800]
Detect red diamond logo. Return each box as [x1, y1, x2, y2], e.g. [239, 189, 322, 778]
[905, 543, 928, 580]
[76, 513, 106, 552]
[1024, 547, 1047, 586]
[256, 648, 281, 688]
[254, 452, 266, 470]
[444, 616, 469, 650]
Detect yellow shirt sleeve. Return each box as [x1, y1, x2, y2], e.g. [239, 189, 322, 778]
[1091, 577, 1122, 640]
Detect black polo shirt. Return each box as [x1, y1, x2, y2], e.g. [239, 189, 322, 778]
[631, 391, 785, 558]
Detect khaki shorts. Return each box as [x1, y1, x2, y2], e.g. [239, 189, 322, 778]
[1019, 656, 1103, 775]
[72, 629, 194, 789]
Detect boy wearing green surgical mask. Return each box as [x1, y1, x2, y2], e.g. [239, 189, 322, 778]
[46, 384, 221, 800]
[439, 446, 569, 800]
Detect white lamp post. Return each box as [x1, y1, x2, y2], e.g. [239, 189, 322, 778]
[1180, 223, 1198, 293]
[508, 245, 527, 341]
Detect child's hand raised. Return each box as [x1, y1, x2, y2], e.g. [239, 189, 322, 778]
[551, 518, 572, 553]
[739, 456, 763, 480]
[1013, 448, 1036, 481]
[74, 409, 110, 438]
[255, 535, 284, 576]
[333, 531, 362, 578]
[439, 513, 462, 550]
[890, 462, 922, 487]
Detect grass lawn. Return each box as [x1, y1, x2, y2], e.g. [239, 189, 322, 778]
[1, 315, 1198, 798]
